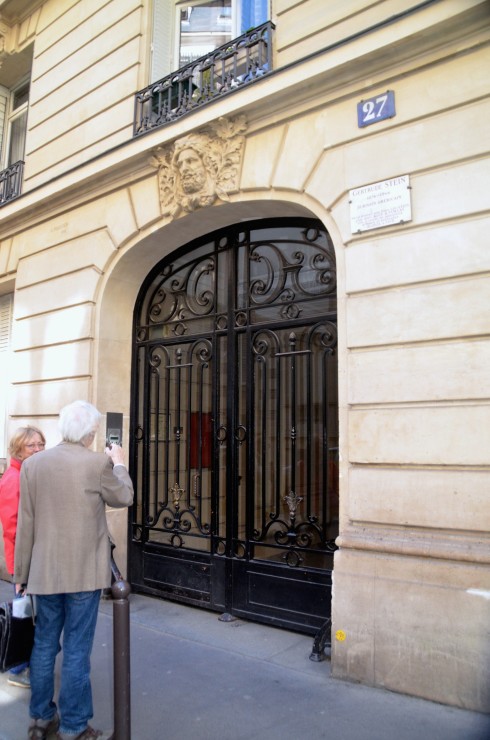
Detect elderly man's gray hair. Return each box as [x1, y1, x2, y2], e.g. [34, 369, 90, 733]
[59, 400, 101, 444]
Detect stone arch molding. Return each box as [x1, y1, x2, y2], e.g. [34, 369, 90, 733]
[149, 115, 247, 218]
[94, 189, 344, 467]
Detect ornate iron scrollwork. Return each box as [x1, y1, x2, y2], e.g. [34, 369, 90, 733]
[277, 491, 305, 566]
[249, 233, 336, 309]
[147, 258, 216, 326]
[284, 490, 303, 520]
[132, 220, 339, 623]
[134, 23, 274, 137]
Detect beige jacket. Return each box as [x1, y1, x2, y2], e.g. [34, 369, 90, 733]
[14, 441, 134, 594]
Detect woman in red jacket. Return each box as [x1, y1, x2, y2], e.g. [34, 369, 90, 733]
[0, 425, 46, 688]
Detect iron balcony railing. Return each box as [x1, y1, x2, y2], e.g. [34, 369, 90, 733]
[0, 160, 24, 205]
[133, 21, 274, 137]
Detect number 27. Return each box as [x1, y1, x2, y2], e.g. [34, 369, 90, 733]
[362, 94, 389, 121]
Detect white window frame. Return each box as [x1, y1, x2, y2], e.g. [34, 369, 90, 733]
[3, 77, 30, 169]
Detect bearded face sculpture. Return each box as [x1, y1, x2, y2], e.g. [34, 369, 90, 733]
[150, 115, 247, 218]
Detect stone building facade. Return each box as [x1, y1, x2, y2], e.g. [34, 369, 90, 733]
[0, 0, 488, 714]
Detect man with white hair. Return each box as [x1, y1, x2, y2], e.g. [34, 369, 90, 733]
[15, 400, 134, 740]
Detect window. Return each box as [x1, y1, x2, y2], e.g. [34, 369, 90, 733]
[0, 293, 13, 462]
[0, 79, 29, 170]
[239, 0, 268, 32]
[6, 82, 29, 166]
[151, 0, 268, 81]
[177, 0, 268, 66]
[177, 1, 232, 66]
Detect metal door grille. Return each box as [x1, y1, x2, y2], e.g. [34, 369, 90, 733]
[130, 218, 338, 631]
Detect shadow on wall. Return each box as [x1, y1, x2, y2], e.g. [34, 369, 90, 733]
[0, 525, 8, 580]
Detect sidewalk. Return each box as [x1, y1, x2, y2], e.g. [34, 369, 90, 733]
[1, 578, 489, 740]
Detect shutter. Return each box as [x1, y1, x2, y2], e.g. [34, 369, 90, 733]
[151, 0, 173, 82]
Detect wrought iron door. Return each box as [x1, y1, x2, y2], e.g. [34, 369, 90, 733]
[129, 218, 338, 634]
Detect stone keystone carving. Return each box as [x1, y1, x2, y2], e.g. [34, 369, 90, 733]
[149, 115, 247, 218]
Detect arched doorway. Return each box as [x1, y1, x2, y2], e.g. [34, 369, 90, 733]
[129, 217, 338, 634]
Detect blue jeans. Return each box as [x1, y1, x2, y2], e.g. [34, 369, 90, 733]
[30, 590, 101, 735]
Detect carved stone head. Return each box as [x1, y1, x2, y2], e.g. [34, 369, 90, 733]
[150, 115, 247, 218]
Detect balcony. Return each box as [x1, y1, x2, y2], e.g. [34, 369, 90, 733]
[134, 21, 274, 137]
[0, 160, 24, 206]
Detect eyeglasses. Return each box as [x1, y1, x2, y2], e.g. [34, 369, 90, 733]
[25, 443, 45, 449]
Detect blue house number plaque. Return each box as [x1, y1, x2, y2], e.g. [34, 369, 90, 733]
[357, 90, 395, 127]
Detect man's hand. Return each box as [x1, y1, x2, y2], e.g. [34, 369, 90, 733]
[105, 443, 125, 467]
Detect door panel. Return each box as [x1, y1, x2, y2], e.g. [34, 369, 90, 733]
[233, 560, 332, 632]
[143, 547, 211, 605]
[129, 219, 338, 634]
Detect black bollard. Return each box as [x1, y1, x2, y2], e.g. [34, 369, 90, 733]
[111, 577, 131, 740]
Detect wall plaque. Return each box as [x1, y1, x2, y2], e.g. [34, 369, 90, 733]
[357, 90, 395, 127]
[349, 175, 411, 233]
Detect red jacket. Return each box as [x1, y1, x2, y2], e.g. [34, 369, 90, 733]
[0, 457, 21, 574]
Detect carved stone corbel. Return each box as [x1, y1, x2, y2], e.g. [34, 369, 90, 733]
[149, 114, 247, 218]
